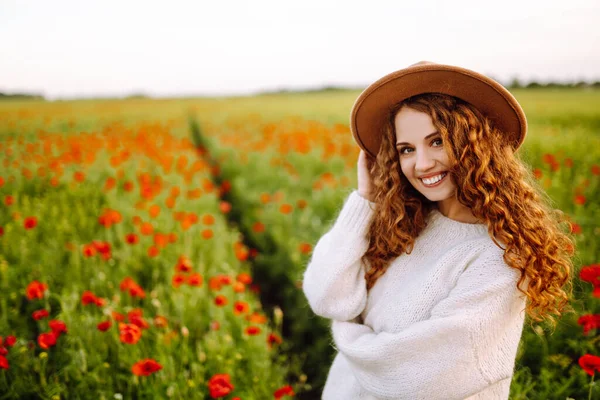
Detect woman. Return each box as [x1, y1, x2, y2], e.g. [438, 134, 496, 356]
[302, 61, 575, 400]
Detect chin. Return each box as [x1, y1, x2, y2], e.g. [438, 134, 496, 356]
[412, 183, 456, 202]
[422, 193, 454, 202]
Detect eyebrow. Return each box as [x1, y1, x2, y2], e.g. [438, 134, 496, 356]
[396, 131, 440, 147]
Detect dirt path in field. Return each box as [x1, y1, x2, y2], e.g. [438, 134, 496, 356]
[189, 118, 330, 400]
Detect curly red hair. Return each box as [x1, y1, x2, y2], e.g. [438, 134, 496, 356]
[362, 93, 576, 331]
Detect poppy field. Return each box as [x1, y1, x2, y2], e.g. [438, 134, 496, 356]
[0, 88, 599, 399]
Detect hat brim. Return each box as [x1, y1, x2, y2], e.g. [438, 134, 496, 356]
[350, 63, 528, 158]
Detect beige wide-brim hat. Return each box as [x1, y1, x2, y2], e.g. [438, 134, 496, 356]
[350, 61, 528, 158]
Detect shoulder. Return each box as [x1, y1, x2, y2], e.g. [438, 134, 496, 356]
[446, 235, 504, 260]
[459, 236, 524, 288]
[451, 236, 514, 275]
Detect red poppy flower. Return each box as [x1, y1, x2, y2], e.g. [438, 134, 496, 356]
[209, 276, 223, 291]
[32, 309, 49, 321]
[147, 245, 159, 257]
[97, 320, 112, 332]
[112, 311, 126, 322]
[298, 243, 312, 254]
[175, 256, 193, 272]
[580, 264, 600, 282]
[128, 285, 146, 299]
[49, 320, 68, 337]
[26, 280, 48, 300]
[125, 233, 139, 244]
[172, 274, 186, 288]
[120, 277, 135, 291]
[236, 272, 252, 285]
[577, 315, 600, 335]
[92, 240, 111, 255]
[245, 326, 261, 336]
[82, 244, 97, 257]
[207, 373, 234, 398]
[574, 195, 586, 206]
[274, 384, 295, 399]
[119, 323, 142, 344]
[24, 216, 37, 229]
[4, 195, 14, 206]
[132, 358, 163, 376]
[247, 312, 268, 324]
[219, 201, 231, 214]
[579, 354, 600, 376]
[4, 336, 16, 347]
[153, 315, 168, 328]
[120, 277, 145, 299]
[128, 308, 143, 318]
[214, 295, 228, 307]
[38, 332, 57, 349]
[235, 247, 248, 261]
[81, 290, 104, 306]
[187, 273, 203, 287]
[250, 284, 261, 294]
[249, 248, 259, 259]
[128, 313, 149, 330]
[267, 333, 283, 349]
[0, 355, 8, 369]
[233, 301, 249, 315]
[252, 221, 265, 233]
[233, 282, 246, 293]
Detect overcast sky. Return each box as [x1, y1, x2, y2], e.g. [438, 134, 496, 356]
[1, 0, 598, 99]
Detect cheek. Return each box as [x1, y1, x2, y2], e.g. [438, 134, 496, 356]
[399, 159, 412, 179]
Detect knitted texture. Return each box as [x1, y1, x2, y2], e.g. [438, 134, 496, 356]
[302, 190, 529, 400]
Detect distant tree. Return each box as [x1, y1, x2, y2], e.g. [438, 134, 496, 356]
[525, 81, 543, 89]
[508, 77, 523, 89]
[125, 93, 150, 99]
[0, 92, 45, 100]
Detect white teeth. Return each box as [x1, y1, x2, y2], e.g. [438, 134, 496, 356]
[421, 172, 446, 185]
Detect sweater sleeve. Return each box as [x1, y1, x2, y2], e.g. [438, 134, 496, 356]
[330, 248, 529, 400]
[301, 190, 376, 321]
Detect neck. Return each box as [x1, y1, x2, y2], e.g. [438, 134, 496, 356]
[436, 196, 480, 224]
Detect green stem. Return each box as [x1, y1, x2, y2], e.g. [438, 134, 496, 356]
[589, 370, 595, 400]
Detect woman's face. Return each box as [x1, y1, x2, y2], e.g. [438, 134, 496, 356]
[394, 107, 457, 202]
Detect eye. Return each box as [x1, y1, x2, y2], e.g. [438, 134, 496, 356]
[432, 138, 443, 147]
[399, 147, 413, 155]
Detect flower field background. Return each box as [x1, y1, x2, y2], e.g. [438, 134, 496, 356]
[0, 88, 599, 399]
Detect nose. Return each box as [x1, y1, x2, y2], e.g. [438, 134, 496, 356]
[415, 148, 436, 173]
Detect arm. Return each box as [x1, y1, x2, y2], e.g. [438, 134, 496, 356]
[331, 249, 529, 400]
[302, 190, 376, 321]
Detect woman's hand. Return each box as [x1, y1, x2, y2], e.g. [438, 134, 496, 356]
[357, 150, 376, 202]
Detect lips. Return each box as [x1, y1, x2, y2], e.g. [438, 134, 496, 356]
[418, 171, 447, 179]
[419, 172, 448, 187]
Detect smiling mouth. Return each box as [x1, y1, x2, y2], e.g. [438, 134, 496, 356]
[419, 172, 448, 187]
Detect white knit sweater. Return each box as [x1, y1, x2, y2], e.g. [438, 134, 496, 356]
[302, 190, 529, 400]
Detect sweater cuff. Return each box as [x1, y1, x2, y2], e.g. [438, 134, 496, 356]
[330, 190, 376, 237]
